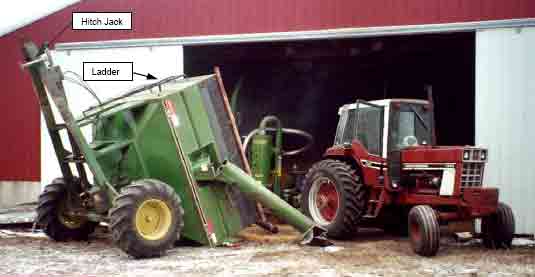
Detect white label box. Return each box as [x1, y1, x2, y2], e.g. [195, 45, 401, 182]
[83, 62, 133, 81]
[72, 12, 132, 30]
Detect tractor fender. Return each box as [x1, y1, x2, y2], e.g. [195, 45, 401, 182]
[323, 141, 370, 185]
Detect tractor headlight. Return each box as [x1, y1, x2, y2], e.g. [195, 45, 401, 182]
[430, 176, 441, 187]
[463, 150, 470, 160]
[481, 150, 487, 160]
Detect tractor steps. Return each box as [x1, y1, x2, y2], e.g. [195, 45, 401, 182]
[364, 188, 386, 219]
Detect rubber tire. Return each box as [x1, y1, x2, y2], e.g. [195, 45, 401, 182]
[408, 205, 440, 257]
[109, 179, 184, 259]
[302, 159, 367, 239]
[481, 202, 515, 249]
[36, 178, 96, 241]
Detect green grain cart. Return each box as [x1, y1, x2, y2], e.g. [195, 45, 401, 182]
[21, 41, 326, 258]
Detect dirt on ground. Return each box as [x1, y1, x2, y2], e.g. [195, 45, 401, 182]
[0, 226, 533, 277]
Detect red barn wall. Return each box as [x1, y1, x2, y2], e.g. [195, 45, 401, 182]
[1, 0, 534, 181]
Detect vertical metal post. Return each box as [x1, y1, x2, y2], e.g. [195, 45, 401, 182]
[425, 85, 437, 145]
[273, 126, 283, 197]
[354, 100, 361, 143]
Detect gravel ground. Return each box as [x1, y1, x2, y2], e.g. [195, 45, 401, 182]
[0, 227, 533, 277]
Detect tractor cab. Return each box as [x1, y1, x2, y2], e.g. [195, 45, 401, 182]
[334, 99, 434, 158]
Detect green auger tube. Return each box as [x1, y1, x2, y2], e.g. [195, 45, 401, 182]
[216, 161, 332, 246]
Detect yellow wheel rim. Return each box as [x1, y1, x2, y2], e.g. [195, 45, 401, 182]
[135, 199, 172, 241]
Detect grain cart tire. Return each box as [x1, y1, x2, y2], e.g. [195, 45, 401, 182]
[481, 202, 515, 249]
[36, 178, 96, 241]
[408, 205, 440, 257]
[302, 159, 367, 239]
[110, 179, 184, 259]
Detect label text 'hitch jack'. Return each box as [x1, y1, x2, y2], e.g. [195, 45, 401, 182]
[72, 12, 132, 30]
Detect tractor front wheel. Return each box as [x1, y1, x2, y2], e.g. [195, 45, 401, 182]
[408, 205, 440, 257]
[481, 202, 515, 249]
[109, 179, 184, 259]
[36, 178, 96, 241]
[302, 159, 367, 239]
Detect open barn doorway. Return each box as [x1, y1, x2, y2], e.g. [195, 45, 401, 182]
[185, 32, 475, 166]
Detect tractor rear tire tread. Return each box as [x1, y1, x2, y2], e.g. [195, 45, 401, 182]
[408, 205, 440, 257]
[303, 159, 367, 239]
[36, 178, 96, 242]
[109, 179, 184, 259]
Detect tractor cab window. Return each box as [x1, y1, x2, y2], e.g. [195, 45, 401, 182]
[334, 107, 354, 146]
[388, 102, 433, 152]
[334, 102, 383, 156]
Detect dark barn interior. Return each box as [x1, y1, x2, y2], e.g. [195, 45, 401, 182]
[185, 32, 475, 167]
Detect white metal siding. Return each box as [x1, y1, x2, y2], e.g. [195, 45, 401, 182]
[476, 27, 535, 235]
[41, 46, 183, 188]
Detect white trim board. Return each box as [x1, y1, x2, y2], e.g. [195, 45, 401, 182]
[55, 18, 535, 51]
[0, 181, 41, 208]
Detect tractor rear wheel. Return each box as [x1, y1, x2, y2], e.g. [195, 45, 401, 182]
[109, 179, 184, 259]
[302, 159, 367, 239]
[408, 205, 440, 257]
[481, 202, 515, 249]
[36, 177, 96, 241]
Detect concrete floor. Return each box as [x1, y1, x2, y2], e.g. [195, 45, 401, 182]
[0, 227, 534, 277]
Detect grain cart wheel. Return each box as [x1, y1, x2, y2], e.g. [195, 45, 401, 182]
[302, 159, 367, 239]
[481, 202, 515, 249]
[36, 178, 96, 241]
[109, 179, 184, 258]
[408, 205, 440, 257]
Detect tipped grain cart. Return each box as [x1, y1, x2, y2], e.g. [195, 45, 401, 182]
[21, 41, 325, 258]
[302, 95, 515, 257]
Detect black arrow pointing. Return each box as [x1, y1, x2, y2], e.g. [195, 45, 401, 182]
[134, 72, 157, 80]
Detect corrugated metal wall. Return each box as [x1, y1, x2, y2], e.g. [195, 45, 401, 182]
[476, 27, 535, 234]
[1, 0, 535, 181]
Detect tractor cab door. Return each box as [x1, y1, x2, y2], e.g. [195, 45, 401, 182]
[354, 101, 384, 157]
[334, 100, 384, 157]
[387, 102, 434, 188]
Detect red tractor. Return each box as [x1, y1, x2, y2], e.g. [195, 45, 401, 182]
[302, 97, 515, 256]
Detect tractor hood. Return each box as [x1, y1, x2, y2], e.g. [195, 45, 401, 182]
[401, 146, 468, 164]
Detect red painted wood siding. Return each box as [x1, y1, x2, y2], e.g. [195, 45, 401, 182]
[1, 0, 534, 181]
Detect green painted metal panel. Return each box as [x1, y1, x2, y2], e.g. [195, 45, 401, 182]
[250, 134, 274, 185]
[162, 83, 245, 244]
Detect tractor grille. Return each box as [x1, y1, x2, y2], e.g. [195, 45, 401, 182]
[461, 162, 484, 187]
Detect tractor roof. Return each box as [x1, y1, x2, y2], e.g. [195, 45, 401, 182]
[370, 98, 429, 106]
[339, 98, 429, 115]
